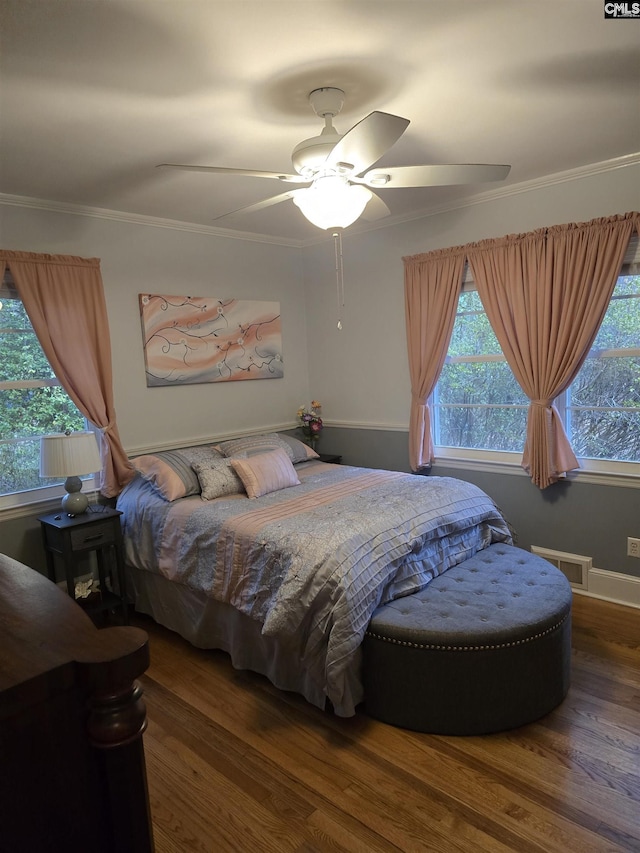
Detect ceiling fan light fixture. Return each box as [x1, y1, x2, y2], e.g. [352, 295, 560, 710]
[293, 176, 372, 230]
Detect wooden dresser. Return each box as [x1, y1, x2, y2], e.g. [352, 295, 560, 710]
[0, 553, 154, 853]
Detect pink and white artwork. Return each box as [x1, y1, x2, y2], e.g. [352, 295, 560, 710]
[139, 294, 283, 386]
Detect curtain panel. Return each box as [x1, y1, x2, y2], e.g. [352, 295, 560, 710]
[0, 250, 134, 497]
[467, 212, 638, 488]
[403, 246, 466, 471]
[404, 211, 639, 489]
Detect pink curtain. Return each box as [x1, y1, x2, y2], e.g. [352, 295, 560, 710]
[404, 246, 466, 470]
[0, 250, 134, 497]
[467, 212, 638, 489]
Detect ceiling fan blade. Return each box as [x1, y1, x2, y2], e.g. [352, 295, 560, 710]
[324, 112, 410, 176]
[361, 191, 391, 221]
[360, 163, 511, 188]
[157, 163, 307, 183]
[211, 189, 307, 221]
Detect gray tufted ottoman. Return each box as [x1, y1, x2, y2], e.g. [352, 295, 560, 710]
[362, 544, 572, 735]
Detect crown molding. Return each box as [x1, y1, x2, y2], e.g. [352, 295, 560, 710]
[0, 193, 304, 248]
[2, 153, 638, 249]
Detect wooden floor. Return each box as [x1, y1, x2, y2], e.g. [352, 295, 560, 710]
[136, 594, 640, 853]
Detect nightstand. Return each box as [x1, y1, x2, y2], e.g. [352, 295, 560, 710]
[318, 453, 342, 464]
[38, 506, 128, 624]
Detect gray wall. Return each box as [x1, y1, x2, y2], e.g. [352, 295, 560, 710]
[0, 513, 48, 574]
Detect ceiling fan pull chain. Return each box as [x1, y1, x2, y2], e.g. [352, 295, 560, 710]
[333, 230, 345, 330]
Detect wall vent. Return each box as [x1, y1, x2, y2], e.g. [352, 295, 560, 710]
[531, 546, 591, 590]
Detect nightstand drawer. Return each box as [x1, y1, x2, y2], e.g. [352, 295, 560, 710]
[70, 521, 116, 551]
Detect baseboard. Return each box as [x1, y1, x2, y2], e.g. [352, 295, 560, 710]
[573, 567, 640, 610]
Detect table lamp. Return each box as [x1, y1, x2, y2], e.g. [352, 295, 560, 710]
[40, 430, 102, 515]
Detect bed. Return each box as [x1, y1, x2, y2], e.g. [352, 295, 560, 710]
[116, 433, 512, 717]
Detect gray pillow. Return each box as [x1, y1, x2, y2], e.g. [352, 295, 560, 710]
[132, 444, 222, 500]
[277, 434, 320, 463]
[215, 432, 318, 464]
[192, 458, 245, 500]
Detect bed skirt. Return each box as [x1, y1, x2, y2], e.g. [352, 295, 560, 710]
[127, 564, 364, 716]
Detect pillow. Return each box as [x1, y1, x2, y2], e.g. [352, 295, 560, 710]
[215, 432, 292, 461]
[215, 432, 319, 464]
[192, 458, 245, 500]
[277, 433, 320, 463]
[131, 445, 222, 501]
[229, 448, 301, 499]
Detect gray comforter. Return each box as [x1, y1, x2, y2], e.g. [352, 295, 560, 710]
[118, 461, 512, 715]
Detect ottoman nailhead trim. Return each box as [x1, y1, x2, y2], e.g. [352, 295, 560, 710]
[365, 612, 569, 652]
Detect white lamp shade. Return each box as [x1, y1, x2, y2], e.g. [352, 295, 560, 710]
[293, 177, 372, 230]
[40, 431, 102, 478]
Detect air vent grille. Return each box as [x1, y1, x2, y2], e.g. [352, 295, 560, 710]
[531, 546, 591, 590]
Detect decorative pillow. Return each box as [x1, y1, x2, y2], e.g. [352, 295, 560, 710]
[215, 432, 291, 460]
[192, 458, 245, 500]
[215, 432, 319, 464]
[131, 445, 222, 501]
[229, 448, 301, 499]
[277, 433, 320, 463]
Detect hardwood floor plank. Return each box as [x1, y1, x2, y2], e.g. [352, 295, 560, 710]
[571, 595, 640, 646]
[133, 595, 640, 852]
[430, 725, 640, 846]
[342, 725, 628, 853]
[146, 725, 311, 852]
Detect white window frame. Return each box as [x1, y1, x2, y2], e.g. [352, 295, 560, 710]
[431, 254, 640, 487]
[0, 282, 100, 516]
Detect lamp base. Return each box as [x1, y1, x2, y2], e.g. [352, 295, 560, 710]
[62, 476, 89, 516]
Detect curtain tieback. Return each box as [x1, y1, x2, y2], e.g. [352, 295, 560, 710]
[411, 394, 427, 406]
[531, 400, 552, 409]
[101, 421, 116, 435]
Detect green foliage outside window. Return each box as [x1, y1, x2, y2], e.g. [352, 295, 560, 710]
[0, 297, 85, 495]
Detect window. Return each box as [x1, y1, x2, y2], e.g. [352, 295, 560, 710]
[434, 287, 529, 453]
[565, 274, 640, 462]
[432, 270, 640, 470]
[0, 281, 87, 500]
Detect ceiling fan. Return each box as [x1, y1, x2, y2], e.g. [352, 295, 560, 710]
[158, 87, 511, 230]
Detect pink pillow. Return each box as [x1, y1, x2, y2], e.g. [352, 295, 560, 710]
[230, 448, 301, 499]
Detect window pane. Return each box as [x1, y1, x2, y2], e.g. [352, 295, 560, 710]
[449, 291, 502, 356]
[569, 355, 640, 462]
[569, 274, 639, 463]
[0, 387, 85, 439]
[0, 298, 57, 382]
[0, 436, 44, 494]
[437, 405, 527, 451]
[592, 276, 640, 350]
[570, 409, 640, 461]
[0, 388, 86, 496]
[0, 296, 87, 497]
[437, 361, 528, 450]
[438, 362, 529, 405]
[571, 356, 640, 407]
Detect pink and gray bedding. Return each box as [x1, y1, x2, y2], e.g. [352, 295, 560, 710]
[118, 457, 512, 716]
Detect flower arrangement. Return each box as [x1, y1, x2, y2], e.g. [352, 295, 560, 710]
[297, 400, 323, 446]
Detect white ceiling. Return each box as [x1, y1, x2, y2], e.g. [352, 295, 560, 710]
[1, 0, 638, 244]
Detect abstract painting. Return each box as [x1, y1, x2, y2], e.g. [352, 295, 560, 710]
[139, 294, 283, 386]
